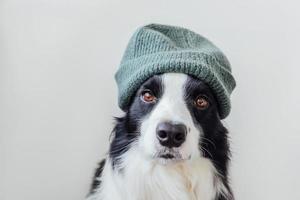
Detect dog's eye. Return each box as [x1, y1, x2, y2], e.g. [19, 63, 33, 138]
[194, 95, 209, 110]
[141, 90, 156, 103]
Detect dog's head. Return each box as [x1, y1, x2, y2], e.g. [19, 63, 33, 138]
[110, 72, 229, 169]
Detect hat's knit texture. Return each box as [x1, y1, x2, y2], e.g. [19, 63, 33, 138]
[115, 23, 236, 119]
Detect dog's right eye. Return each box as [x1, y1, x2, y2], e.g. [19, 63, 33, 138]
[141, 90, 157, 103]
[194, 95, 209, 110]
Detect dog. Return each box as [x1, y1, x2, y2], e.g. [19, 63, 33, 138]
[87, 72, 234, 200]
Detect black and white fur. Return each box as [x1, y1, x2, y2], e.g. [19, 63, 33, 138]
[87, 73, 234, 200]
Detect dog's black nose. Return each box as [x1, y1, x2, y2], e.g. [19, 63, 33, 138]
[156, 122, 187, 148]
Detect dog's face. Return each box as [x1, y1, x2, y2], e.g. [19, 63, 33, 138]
[111, 72, 227, 166]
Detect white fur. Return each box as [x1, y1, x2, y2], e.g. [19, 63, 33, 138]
[88, 149, 228, 200]
[87, 73, 229, 200]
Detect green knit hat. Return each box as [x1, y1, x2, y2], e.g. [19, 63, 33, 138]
[115, 23, 236, 119]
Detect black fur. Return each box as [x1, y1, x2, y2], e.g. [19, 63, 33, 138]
[184, 76, 233, 199]
[89, 76, 163, 196]
[90, 159, 106, 193]
[109, 75, 163, 169]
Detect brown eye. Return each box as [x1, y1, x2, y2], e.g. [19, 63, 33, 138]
[141, 90, 156, 103]
[194, 95, 209, 110]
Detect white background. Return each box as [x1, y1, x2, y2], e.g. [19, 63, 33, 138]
[1, 0, 300, 200]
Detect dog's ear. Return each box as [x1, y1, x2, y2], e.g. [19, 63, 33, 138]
[205, 86, 222, 120]
[120, 97, 133, 113]
[122, 86, 142, 112]
[215, 103, 222, 120]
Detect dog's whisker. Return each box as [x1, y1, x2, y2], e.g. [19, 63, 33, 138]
[201, 138, 217, 149]
[109, 140, 137, 154]
[200, 146, 213, 158]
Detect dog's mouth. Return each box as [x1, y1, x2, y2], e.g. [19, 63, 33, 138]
[159, 153, 175, 159]
[154, 149, 189, 164]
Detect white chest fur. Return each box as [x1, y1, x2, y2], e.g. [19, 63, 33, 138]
[88, 148, 227, 200]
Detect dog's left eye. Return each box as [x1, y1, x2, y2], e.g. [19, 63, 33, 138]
[194, 95, 209, 110]
[141, 90, 157, 103]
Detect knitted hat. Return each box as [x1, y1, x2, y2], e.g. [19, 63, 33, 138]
[115, 23, 236, 119]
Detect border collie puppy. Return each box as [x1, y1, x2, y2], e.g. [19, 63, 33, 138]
[87, 72, 234, 200]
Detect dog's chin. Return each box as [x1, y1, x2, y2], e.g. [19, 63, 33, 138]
[153, 151, 191, 165]
[155, 156, 186, 165]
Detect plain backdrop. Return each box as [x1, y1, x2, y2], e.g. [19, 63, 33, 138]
[1, 0, 300, 200]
